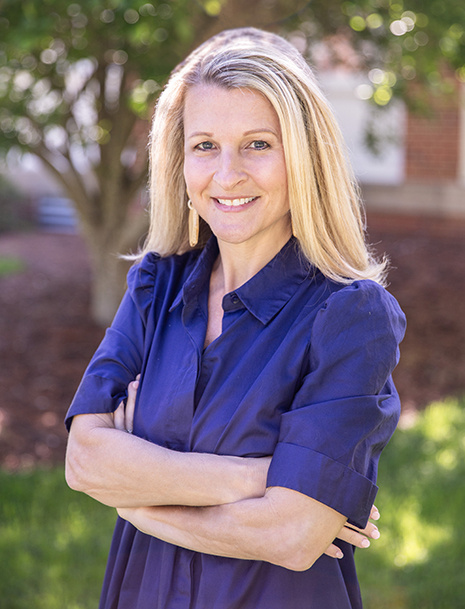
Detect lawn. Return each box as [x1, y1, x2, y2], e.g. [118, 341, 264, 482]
[0, 468, 115, 609]
[356, 396, 465, 609]
[1, 396, 464, 608]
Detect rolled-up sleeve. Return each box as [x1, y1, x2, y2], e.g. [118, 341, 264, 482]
[64, 253, 159, 430]
[266, 280, 406, 528]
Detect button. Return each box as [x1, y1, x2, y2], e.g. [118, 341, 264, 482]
[231, 293, 240, 305]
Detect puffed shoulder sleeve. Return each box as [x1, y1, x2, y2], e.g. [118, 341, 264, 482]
[266, 280, 406, 528]
[65, 253, 160, 430]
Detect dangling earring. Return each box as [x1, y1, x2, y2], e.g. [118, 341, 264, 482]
[290, 213, 297, 238]
[187, 199, 199, 247]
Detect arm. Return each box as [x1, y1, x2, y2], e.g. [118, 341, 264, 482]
[114, 478, 381, 570]
[71, 378, 380, 564]
[111, 379, 381, 564]
[118, 486, 347, 571]
[266, 281, 406, 530]
[65, 410, 270, 508]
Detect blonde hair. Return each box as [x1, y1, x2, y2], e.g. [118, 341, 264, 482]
[142, 27, 388, 285]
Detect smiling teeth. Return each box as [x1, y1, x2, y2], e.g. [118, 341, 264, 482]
[217, 197, 255, 207]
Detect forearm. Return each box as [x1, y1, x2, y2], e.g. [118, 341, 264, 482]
[118, 487, 346, 571]
[66, 414, 269, 508]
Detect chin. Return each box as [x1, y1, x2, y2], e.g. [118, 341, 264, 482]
[211, 226, 255, 245]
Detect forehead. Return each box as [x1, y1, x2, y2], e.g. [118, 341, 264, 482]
[183, 84, 281, 135]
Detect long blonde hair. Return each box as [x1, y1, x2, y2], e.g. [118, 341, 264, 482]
[142, 27, 388, 285]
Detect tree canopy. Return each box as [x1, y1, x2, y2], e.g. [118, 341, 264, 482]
[0, 0, 200, 185]
[0, 0, 208, 323]
[307, 0, 465, 108]
[1, 0, 464, 323]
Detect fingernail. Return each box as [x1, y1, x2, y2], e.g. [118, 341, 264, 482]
[133, 380, 139, 389]
[361, 539, 370, 548]
[336, 549, 344, 559]
[371, 528, 380, 540]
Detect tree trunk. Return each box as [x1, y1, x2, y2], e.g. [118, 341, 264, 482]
[83, 229, 133, 327]
[92, 253, 131, 327]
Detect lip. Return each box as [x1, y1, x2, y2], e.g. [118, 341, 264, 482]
[213, 196, 259, 211]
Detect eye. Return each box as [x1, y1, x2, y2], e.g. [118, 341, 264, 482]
[249, 140, 270, 150]
[195, 141, 215, 151]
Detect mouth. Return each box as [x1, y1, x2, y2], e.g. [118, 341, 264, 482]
[214, 196, 258, 207]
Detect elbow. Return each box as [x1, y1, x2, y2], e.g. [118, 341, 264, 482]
[65, 444, 90, 493]
[283, 556, 318, 573]
[64, 415, 120, 504]
[65, 430, 100, 495]
[276, 544, 319, 572]
[265, 526, 320, 572]
[65, 465, 81, 493]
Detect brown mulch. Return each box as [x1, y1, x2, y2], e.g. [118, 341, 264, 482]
[0, 214, 464, 470]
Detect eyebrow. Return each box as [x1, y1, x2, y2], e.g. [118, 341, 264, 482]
[243, 128, 279, 136]
[187, 128, 279, 139]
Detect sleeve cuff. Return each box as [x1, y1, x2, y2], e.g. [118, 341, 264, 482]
[64, 374, 127, 431]
[266, 441, 378, 528]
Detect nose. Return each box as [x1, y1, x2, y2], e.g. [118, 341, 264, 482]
[213, 150, 247, 191]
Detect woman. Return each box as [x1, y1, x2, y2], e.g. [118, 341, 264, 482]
[65, 27, 406, 609]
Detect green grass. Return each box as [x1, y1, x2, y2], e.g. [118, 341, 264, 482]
[0, 257, 24, 276]
[356, 396, 465, 609]
[0, 468, 115, 609]
[1, 397, 464, 608]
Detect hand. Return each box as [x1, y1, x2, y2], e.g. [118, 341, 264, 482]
[113, 374, 140, 434]
[324, 504, 381, 559]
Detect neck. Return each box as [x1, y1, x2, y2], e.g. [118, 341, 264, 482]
[214, 233, 291, 294]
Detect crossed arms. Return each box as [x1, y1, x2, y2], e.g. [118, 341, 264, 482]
[66, 379, 380, 572]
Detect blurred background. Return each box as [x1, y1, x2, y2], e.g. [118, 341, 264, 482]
[0, 1, 464, 608]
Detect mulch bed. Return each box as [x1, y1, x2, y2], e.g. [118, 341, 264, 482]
[1, 213, 464, 469]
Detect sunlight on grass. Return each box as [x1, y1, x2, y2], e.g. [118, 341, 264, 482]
[356, 396, 465, 609]
[392, 503, 451, 567]
[422, 400, 464, 442]
[0, 468, 115, 609]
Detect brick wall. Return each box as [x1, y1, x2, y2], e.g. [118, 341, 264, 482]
[405, 88, 460, 181]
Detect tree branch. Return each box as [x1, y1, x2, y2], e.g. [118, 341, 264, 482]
[34, 144, 95, 220]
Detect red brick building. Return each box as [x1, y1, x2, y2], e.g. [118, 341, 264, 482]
[362, 82, 465, 219]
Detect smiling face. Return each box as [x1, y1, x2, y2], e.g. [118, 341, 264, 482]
[183, 84, 291, 253]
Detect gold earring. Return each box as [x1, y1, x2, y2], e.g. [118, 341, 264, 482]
[187, 200, 199, 247]
[290, 213, 297, 238]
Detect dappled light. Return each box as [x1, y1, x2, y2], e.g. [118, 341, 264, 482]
[0, 468, 115, 608]
[356, 397, 465, 608]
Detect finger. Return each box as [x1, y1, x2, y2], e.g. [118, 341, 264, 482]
[366, 521, 381, 539]
[337, 524, 380, 549]
[323, 543, 344, 559]
[344, 520, 380, 538]
[339, 528, 371, 548]
[124, 379, 139, 433]
[370, 505, 380, 521]
[113, 401, 127, 431]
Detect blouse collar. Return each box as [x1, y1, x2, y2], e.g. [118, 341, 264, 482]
[171, 237, 313, 325]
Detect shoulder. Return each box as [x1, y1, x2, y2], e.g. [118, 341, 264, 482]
[126, 249, 201, 315]
[128, 250, 200, 290]
[327, 279, 404, 323]
[313, 279, 406, 345]
[323, 278, 402, 313]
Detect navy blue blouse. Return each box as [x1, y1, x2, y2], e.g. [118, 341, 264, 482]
[66, 237, 406, 609]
